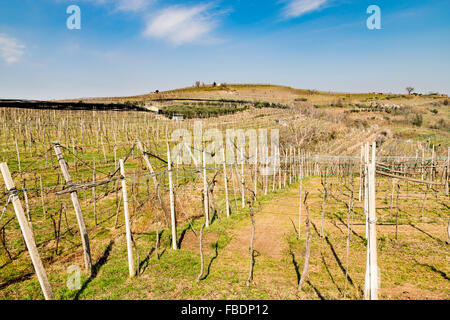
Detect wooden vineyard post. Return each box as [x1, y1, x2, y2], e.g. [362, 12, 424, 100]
[53, 142, 92, 272]
[363, 142, 370, 293]
[39, 175, 46, 220]
[278, 160, 282, 190]
[272, 163, 276, 192]
[364, 142, 379, 300]
[0, 163, 54, 300]
[283, 151, 287, 188]
[203, 148, 210, 227]
[167, 141, 178, 249]
[264, 166, 268, 196]
[431, 145, 435, 182]
[222, 148, 230, 217]
[389, 178, 396, 210]
[446, 147, 449, 195]
[254, 144, 258, 200]
[364, 143, 369, 238]
[22, 182, 33, 235]
[241, 148, 245, 208]
[359, 145, 364, 202]
[421, 148, 425, 181]
[15, 139, 21, 173]
[232, 163, 239, 215]
[298, 170, 303, 239]
[292, 148, 295, 183]
[119, 160, 135, 277]
[368, 142, 378, 300]
[93, 158, 97, 226]
[289, 146, 292, 185]
[320, 168, 328, 238]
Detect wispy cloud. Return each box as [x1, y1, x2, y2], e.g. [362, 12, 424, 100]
[71, 0, 153, 12]
[114, 0, 153, 12]
[282, 0, 329, 18]
[0, 34, 25, 64]
[143, 3, 223, 45]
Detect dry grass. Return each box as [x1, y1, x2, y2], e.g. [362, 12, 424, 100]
[0, 84, 448, 300]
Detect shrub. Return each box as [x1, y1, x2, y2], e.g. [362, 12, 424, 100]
[430, 109, 439, 115]
[254, 102, 289, 109]
[336, 98, 345, 108]
[162, 103, 248, 119]
[444, 99, 448, 106]
[412, 114, 423, 127]
[432, 118, 450, 131]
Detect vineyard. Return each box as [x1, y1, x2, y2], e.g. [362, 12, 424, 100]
[0, 85, 449, 300]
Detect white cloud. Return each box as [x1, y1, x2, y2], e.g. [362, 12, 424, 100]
[0, 34, 25, 64]
[115, 0, 152, 12]
[73, 0, 152, 12]
[283, 0, 329, 18]
[143, 4, 221, 45]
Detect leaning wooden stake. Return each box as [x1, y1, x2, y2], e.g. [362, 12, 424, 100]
[0, 162, 54, 300]
[53, 142, 92, 272]
[120, 160, 135, 277]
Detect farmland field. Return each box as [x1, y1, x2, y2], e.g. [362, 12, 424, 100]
[0, 84, 448, 300]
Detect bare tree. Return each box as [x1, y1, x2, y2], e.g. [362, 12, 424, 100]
[406, 87, 415, 95]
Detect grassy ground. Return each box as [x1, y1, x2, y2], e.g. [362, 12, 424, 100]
[1, 174, 448, 300]
[0, 84, 448, 300]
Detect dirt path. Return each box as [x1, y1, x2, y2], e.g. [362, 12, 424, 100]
[226, 196, 298, 259]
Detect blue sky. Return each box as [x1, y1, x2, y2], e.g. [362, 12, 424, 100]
[0, 0, 449, 99]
